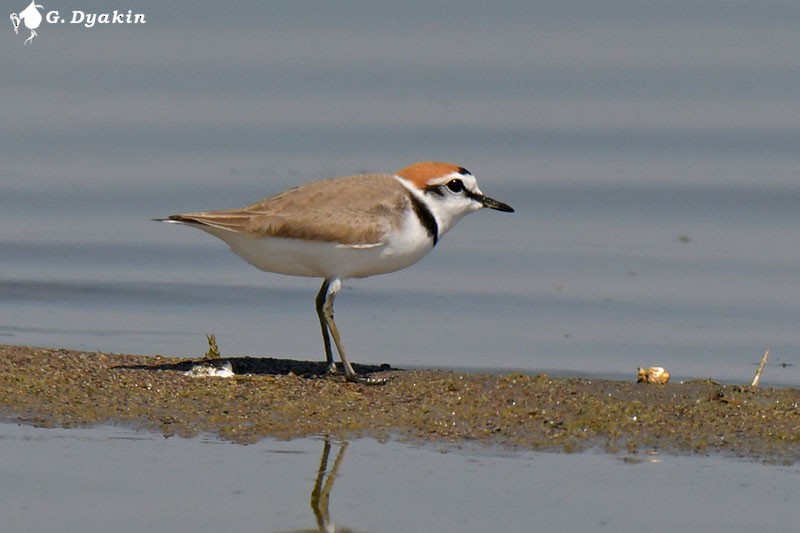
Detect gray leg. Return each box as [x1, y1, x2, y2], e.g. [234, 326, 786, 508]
[315, 280, 337, 374]
[318, 278, 358, 380]
[316, 278, 387, 385]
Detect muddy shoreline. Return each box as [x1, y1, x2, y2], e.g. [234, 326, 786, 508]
[1, 344, 798, 463]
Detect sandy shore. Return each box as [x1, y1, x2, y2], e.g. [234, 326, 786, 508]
[1, 344, 798, 463]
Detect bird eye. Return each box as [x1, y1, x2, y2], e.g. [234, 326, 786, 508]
[446, 179, 465, 193]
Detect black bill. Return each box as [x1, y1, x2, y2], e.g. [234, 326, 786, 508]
[470, 192, 514, 213]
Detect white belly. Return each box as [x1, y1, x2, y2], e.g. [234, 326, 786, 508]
[195, 226, 434, 280]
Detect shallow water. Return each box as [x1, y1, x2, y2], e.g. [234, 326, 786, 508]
[0, 1, 800, 385]
[2, 4, 800, 527]
[2, 423, 798, 533]
[3, 1, 800, 385]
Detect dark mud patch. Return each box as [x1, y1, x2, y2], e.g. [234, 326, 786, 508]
[1, 344, 798, 463]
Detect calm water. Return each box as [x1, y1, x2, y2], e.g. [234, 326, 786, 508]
[2, 423, 799, 533]
[2, 0, 799, 385]
[2, 1, 800, 529]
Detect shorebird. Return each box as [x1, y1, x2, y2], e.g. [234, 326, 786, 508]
[159, 161, 514, 383]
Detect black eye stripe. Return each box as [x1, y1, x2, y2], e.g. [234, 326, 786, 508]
[424, 185, 445, 196]
[465, 189, 483, 202]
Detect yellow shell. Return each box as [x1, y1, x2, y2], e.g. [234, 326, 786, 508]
[637, 366, 670, 384]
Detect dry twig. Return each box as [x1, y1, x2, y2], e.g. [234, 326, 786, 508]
[750, 349, 770, 387]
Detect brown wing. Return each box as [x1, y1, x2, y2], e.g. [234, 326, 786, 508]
[169, 173, 410, 246]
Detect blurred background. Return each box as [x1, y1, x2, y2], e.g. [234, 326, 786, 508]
[3, 0, 799, 384]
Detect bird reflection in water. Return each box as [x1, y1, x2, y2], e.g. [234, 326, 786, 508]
[277, 438, 360, 533]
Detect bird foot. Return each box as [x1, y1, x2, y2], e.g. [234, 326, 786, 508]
[325, 362, 387, 384]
